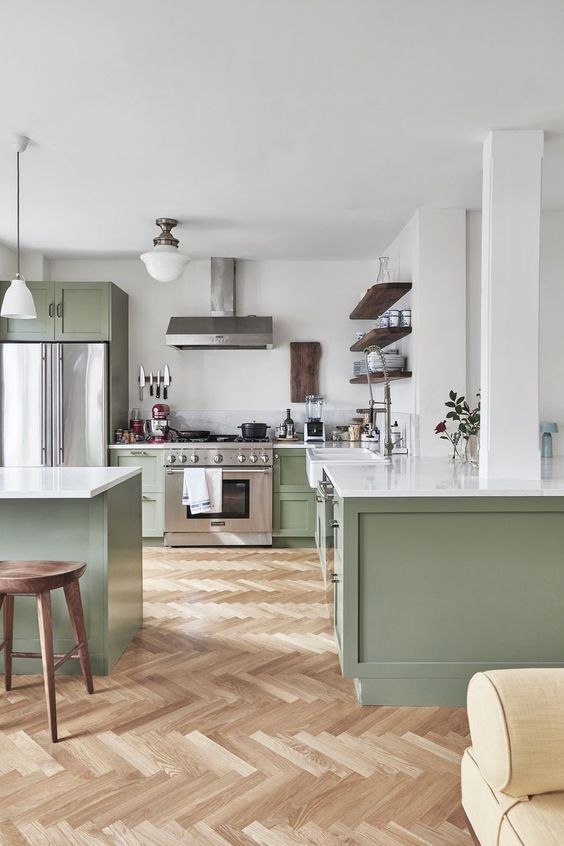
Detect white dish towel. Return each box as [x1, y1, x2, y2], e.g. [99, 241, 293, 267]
[182, 468, 223, 514]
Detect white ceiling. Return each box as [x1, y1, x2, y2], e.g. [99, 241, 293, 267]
[1, 0, 564, 259]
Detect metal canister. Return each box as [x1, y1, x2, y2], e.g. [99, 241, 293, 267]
[378, 312, 390, 328]
[114, 429, 124, 444]
[388, 309, 400, 328]
[400, 309, 412, 327]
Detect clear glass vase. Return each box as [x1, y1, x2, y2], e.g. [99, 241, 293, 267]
[464, 434, 480, 466]
[377, 256, 391, 283]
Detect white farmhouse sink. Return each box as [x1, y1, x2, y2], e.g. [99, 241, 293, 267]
[306, 446, 388, 488]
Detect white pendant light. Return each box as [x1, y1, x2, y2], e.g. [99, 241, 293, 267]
[0, 134, 36, 320]
[140, 217, 190, 282]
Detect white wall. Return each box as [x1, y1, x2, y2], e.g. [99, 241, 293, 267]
[381, 209, 467, 456]
[467, 209, 564, 455]
[0, 243, 15, 278]
[50, 257, 399, 426]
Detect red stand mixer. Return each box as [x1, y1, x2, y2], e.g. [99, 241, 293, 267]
[144, 404, 171, 443]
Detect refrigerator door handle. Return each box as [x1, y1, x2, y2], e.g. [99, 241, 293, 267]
[56, 344, 64, 465]
[41, 344, 47, 464]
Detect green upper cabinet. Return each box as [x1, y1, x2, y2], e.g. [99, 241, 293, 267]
[0, 281, 111, 341]
[0, 280, 56, 341]
[54, 282, 110, 341]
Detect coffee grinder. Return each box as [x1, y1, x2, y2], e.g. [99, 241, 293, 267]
[304, 395, 326, 442]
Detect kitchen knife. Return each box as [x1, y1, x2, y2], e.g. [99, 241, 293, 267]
[163, 365, 171, 400]
[149, 371, 154, 397]
[138, 364, 145, 401]
[156, 368, 161, 399]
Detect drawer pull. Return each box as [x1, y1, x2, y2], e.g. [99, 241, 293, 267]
[331, 520, 339, 528]
[130, 451, 149, 456]
[330, 573, 339, 584]
[142, 496, 156, 502]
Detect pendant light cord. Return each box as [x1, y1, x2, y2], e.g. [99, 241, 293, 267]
[16, 150, 20, 279]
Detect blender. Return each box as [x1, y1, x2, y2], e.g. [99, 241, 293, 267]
[304, 395, 326, 442]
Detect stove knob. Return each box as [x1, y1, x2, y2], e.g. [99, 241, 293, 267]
[190, 453, 199, 464]
[166, 454, 176, 463]
[214, 454, 223, 464]
[249, 453, 258, 464]
[260, 453, 269, 463]
[237, 453, 246, 463]
[178, 454, 188, 464]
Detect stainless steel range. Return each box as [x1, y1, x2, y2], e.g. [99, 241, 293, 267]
[164, 440, 273, 546]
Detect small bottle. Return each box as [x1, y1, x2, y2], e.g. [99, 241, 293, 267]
[390, 421, 402, 448]
[285, 408, 295, 439]
[278, 422, 287, 439]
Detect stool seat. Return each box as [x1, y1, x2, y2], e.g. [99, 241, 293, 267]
[0, 560, 86, 594]
[0, 559, 93, 741]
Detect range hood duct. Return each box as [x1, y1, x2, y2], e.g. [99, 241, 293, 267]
[166, 258, 273, 350]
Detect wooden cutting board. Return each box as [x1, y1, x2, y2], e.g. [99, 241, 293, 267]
[290, 342, 321, 402]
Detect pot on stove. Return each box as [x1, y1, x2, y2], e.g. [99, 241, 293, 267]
[238, 422, 269, 440]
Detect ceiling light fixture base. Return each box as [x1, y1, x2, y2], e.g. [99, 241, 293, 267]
[10, 134, 29, 154]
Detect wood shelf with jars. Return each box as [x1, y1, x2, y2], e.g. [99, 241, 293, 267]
[349, 370, 413, 385]
[349, 280, 413, 383]
[349, 281, 412, 320]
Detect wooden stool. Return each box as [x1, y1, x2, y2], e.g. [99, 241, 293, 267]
[0, 560, 94, 742]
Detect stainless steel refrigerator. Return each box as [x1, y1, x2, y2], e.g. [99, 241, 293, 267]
[0, 343, 108, 467]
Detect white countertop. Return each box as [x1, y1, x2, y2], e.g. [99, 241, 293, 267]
[0, 467, 141, 499]
[324, 456, 564, 498]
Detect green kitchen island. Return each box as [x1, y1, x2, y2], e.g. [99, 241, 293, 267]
[0, 466, 142, 676]
[320, 456, 564, 706]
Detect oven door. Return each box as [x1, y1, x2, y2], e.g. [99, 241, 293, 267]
[164, 467, 272, 536]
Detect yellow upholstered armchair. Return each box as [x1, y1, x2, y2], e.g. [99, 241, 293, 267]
[462, 668, 564, 845]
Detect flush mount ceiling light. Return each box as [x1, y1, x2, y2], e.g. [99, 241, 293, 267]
[0, 134, 36, 320]
[140, 218, 190, 283]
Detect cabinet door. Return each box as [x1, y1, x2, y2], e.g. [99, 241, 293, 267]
[54, 282, 110, 341]
[0, 280, 55, 341]
[110, 449, 165, 492]
[141, 492, 165, 537]
[273, 449, 310, 491]
[333, 548, 344, 665]
[273, 492, 315, 537]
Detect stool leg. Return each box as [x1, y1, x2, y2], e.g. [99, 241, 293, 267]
[36, 591, 57, 743]
[63, 581, 94, 694]
[3, 595, 14, 692]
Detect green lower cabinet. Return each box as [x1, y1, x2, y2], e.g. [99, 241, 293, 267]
[273, 491, 315, 537]
[141, 492, 165, 537]
[110, 448, 165, 538]
[272, 447, 315, 547]
[338, 495, 564, 706]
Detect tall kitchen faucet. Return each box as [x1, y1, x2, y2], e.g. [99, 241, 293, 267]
[356, 344, 393, 458]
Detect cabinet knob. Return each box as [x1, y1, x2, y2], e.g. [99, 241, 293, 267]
[274, 454, 279, 460]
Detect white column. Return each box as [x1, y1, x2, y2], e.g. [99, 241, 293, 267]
[480, 130, 544, 479]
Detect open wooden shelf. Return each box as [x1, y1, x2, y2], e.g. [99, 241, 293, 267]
[350, 326, 412, 351]
[350, 370, 413, 385]
[349, 282, 412, 320]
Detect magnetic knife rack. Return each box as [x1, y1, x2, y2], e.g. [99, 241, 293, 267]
[138, 368, 172, 400]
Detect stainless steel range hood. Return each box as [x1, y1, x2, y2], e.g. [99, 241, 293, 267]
[166, 258, 273, 349]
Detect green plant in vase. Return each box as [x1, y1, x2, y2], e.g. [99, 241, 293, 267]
[435, 391, 481, 464]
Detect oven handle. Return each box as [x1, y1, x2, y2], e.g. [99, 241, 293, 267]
[166, 468, 271, 475]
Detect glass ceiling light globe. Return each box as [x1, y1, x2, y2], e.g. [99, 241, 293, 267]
[140, 244, 190, 283]
[0, 275, 36, 319]
[140, 218, 190, 282]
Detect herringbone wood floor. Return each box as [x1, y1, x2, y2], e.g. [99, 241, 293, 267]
[0, 547, 473, 845]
